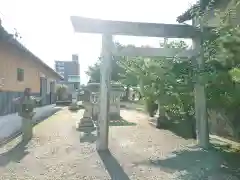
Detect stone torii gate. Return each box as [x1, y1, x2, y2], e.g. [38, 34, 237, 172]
[70, 16, 209, 151]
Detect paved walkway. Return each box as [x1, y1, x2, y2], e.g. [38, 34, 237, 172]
[0, 109, 239, 180]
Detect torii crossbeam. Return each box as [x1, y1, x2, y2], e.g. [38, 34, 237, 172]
[70, 16, 209, 151]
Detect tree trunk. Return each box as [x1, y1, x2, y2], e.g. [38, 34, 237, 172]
[189, 115, 197, 139]
[156, 100, 166, 128]
[123, 85, 130, 101]
[138, 92, 142, 100]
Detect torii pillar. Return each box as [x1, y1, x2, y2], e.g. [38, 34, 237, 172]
[96, 34, 113, 151]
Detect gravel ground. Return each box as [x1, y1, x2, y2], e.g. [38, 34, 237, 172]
[0, 108, 239, 180]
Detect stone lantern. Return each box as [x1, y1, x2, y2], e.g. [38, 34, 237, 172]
[76, 84, 96, 132]
[86, 83, 124, 120]
[77, 83, 124, 132]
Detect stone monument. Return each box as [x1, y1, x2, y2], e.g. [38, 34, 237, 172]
[76, 87, 96, 132]
[69, 90, 79, 111]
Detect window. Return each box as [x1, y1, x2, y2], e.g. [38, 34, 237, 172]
[74, 83, 78, 90]
[57, 62, 64, 66]
[17, 68, 24, 82]
[57, 66, 64, 70]
[68, 75, 80, 83]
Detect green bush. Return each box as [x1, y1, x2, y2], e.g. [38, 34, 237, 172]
[56, 85, 68, 101]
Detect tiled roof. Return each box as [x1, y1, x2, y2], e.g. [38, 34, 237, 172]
[0, 24, 63, 80]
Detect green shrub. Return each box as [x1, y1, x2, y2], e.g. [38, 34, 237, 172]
[56, 85, 68, 101]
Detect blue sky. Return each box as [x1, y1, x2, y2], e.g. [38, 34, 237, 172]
[1, 0, 196, 84]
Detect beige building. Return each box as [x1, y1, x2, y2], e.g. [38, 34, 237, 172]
[0, 41, 61, 93]
[0, 22, 62, 115]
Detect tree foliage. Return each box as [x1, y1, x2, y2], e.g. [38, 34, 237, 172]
[85, 44, 138, 86]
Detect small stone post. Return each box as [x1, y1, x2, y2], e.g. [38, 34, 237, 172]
[77, 89, 96, 132]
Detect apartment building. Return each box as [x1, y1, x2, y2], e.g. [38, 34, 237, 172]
[55, 54, 80, 91]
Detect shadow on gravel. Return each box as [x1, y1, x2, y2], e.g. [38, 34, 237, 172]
[91, 114, 136, 127]
[133, 145, 240, 179]
[120, 101, 146, 113]
[0, 139, 30, 167]
[108, 114, 136, 127]
[98, 150, 130, 180]
[120, 106, 145, 114]
[156, 118, 196, 139]
[109, 118, 136, 127]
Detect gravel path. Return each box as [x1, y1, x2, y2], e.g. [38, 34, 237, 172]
[0, 108, 239, 180]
